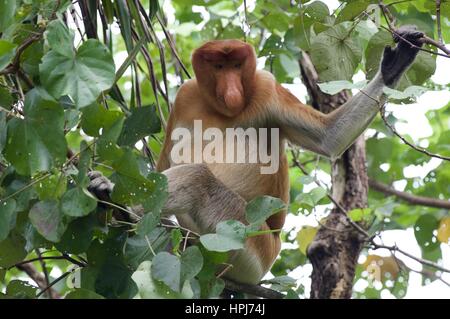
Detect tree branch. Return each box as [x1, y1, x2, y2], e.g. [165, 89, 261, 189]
[15, 263, 61, 299]
[436, 0, 443, 44]
[368, 179, 450, 209]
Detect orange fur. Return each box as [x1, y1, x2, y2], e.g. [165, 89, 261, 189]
[157, 40, 331, 282]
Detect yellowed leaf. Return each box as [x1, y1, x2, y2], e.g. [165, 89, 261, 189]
[437, 217, 450, 244]
[296, 226, 318, 255]
[363, 255, 400, 282]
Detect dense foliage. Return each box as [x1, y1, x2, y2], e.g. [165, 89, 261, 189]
[0, 0, 449, 299]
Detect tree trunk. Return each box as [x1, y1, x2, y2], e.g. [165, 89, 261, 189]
[299, 53, 369, 299]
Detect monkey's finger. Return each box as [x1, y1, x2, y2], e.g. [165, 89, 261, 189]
[383, 45, 395, 60]
[88, 170, 103, 180]
[87, 177, 112, 192]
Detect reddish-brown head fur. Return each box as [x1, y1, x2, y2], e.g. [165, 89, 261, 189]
[192, 39, 256, 117]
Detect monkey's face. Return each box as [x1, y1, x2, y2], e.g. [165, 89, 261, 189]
[192, 40, 256, 117]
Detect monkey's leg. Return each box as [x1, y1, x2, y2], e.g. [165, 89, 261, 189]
[88, 166, 278, 284]
[162, 164, 279, 285]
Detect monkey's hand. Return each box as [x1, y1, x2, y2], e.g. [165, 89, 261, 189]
[87, 171, 114, 202]
[381, 25, 424, 87]
[88, 171, 143, 222]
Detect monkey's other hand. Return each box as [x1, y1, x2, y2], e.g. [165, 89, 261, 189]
[381, 25, 424, 87]
[87, 171, 114, 201]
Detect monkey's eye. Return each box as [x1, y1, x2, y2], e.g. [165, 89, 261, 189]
[214, 64, 223, 69]
[234, 63, 242, 68]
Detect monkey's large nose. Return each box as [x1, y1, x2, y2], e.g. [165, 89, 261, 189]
[224, 87, 244, 110]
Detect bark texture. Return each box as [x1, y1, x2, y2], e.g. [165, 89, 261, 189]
[299, 53, 368, 299]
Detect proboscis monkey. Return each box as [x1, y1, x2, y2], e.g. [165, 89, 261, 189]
[90, 26, 424, 285]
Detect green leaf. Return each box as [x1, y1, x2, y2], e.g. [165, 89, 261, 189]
[151, 252, 181, 292]
[149, 0, 160, 20]
[4, 89, 67, 175]
[151, 247, 203, 293]
[132, 261, 194, 299]
[56, 214, 97, 254]
[245, 196, 285, 226]
[39, 39, 115, 108]
[76, 140, 92, 186]
[0, 199, 17, 241]
[170, 228, 183, 254]
[45, 19, 75, 58]
[0, 234, 26, 268]
[80, 103, 123, 137]
[304, 1, 329, 22]
[124, 227, 170, 269]
[318, 80, 367, 95]
[310, 187, 327, 203]
[136, 212, 160, 236]
[414, 214, 440, 252]
[348, 208, 372, 222]
[115, 0, 133, 52]
[61, 187, 97, 217]
[0, 87, 13, 110]
[94, 257, 138, 299]
[311, 23, 362, 81]
[383, 85, 429, 100]
[29, 200, 66, 243]
[0, 0, 16, 32]
[97, 117, 125, 160]
[110, 150, 166, 210]
[200, 220, 247, 252]
[404, 50, 436, 87]
[296, 187, 327, 207]
[6, 280, 37, 299]
[118, 105, 161, 146]
[34, 172, 67, 200]
[296, 226, 318, 255]
[180, 246, 203, 284]
[0, 40, 16, 71]
[336, 0, 370, 23]
[65, 289, 104, 299]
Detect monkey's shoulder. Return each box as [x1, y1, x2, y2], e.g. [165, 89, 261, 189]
[171, 79, 206, 115]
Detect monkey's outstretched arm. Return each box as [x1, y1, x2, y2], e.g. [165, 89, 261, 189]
[276, 26, 424, 159]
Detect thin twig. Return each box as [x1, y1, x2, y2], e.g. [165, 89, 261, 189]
[369, 179, 450, 209]
[155, 14, 191, 79]
[290, 151, 371, 239]
[380, 104, 450, 161]
[35, 249, 51, 298]
[11, 255, 85, 270]
[371, 243, 450, 274]
[36, 270, 73, 298]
